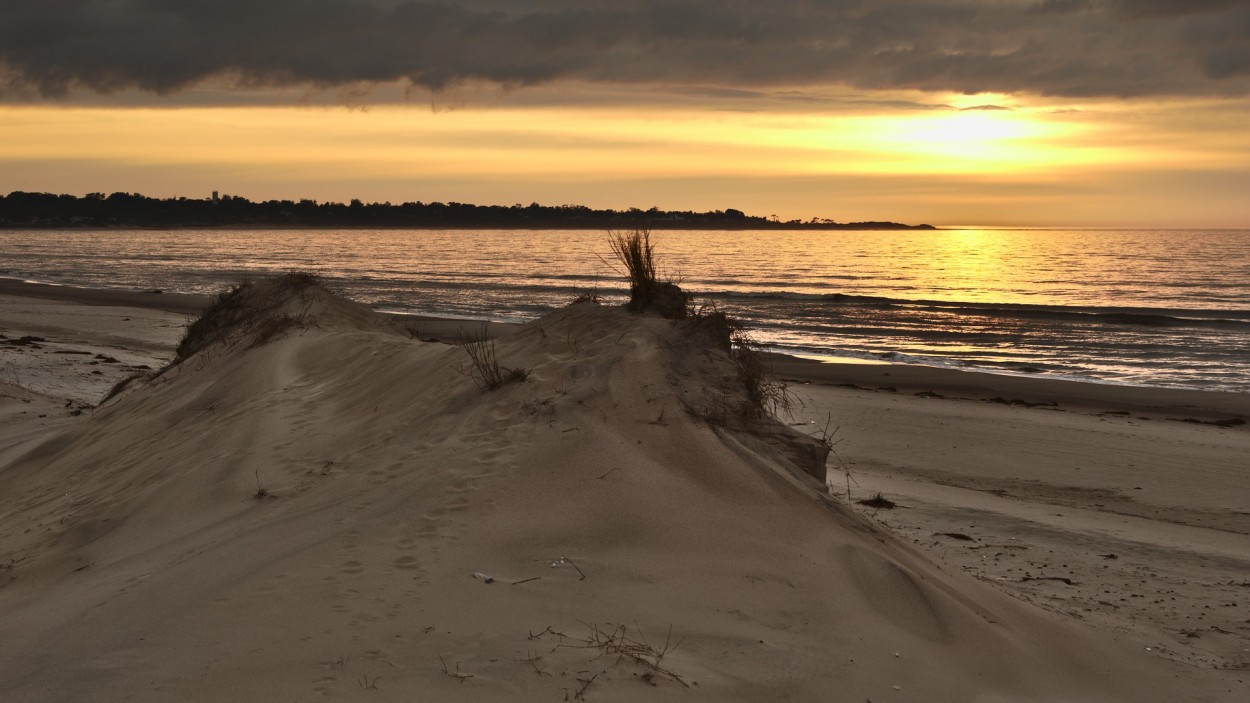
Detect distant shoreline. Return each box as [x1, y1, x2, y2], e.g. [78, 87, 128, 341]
[0, 191, 936, 231]
[0, 222, 938, 232]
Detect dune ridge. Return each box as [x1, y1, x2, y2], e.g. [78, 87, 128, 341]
[0, 278, 1241, 701]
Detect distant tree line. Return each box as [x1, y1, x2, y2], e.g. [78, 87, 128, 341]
[0, 191, 934, 230]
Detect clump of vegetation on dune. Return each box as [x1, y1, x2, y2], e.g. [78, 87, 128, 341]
[170, 271, 321, 366]
[607, 229, 791, 419]
[604, 231, 827, 483]
[607, 229, 689, 320]
[99, 371, 147, 405]
[684, 302, 793, 420]
[726, 323, 793, 419]
[568, 289, 602, 305]
[461, 325, 529, 391]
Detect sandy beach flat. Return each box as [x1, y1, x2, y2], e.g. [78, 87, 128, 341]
[776, 362, 1250, 670]
[1, 279, 1247, 701]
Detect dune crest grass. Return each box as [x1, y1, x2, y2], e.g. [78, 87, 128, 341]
[608, 229, 688, 319]
[172, 271, 320, 365]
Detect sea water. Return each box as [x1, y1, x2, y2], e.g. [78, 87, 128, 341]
[2, 227, 1247, 392]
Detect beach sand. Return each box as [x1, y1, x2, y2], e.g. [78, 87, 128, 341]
[1, 279, 1247, 701]
[773, 357, 1250, 672]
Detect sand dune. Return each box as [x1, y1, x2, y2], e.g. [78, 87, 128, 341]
[0, 279, 1245, 701]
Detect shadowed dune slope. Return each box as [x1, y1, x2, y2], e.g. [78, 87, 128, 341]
[0, 281, 1229, 702]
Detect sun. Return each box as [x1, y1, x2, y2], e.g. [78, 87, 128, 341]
[868, 109, 1061, 170]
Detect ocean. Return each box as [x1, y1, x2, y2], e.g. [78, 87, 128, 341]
[1, 227, 1247, 392]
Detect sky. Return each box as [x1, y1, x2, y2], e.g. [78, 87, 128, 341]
[2, 0, 1248, 227]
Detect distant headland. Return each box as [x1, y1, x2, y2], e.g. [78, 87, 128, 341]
[0, 191, 935, 231]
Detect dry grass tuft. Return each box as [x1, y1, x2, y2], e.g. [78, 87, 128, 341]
[560, 622, 688, 688]
[248, 313, 304, 349]
[99, 371, 147, 405]
[687, 300, 792, 419]
[608, 229, 687, 319]
[608, 229, 657, 294]
[568, 289, 603, 306]
[175, 282, 250, 361]
[171, 271, 319, 366]
[857, 493, 897, 510]
[462, 326, 528, 391]
[730, 327, 793, 419]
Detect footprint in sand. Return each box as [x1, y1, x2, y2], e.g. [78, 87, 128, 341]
[311, 675, 337, 696]
[445, 479, 476, 494]
[392, 555, 421, 570]
[415, 517, 442, 537]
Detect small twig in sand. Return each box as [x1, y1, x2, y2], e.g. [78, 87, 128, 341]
[528, 625, 570, 641]
[814, 415, 858, 501]
[515, 650, 552, 676]
[511, 576, 541, 586]
[357, 674, 382, 690]
[253, 468, 272, 500]
[598, 467, 621, 480]
[560, 555, 587, 580]
[439, 656, 474, 683]
[634, 622, 682, 673]
[573, 671, 600, 700]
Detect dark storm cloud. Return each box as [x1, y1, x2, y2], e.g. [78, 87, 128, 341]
[2, 0, 1248, 102]
[1032, 0, 1247, 18]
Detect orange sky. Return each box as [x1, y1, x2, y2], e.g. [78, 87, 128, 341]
[3, 85, 1247, 227]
